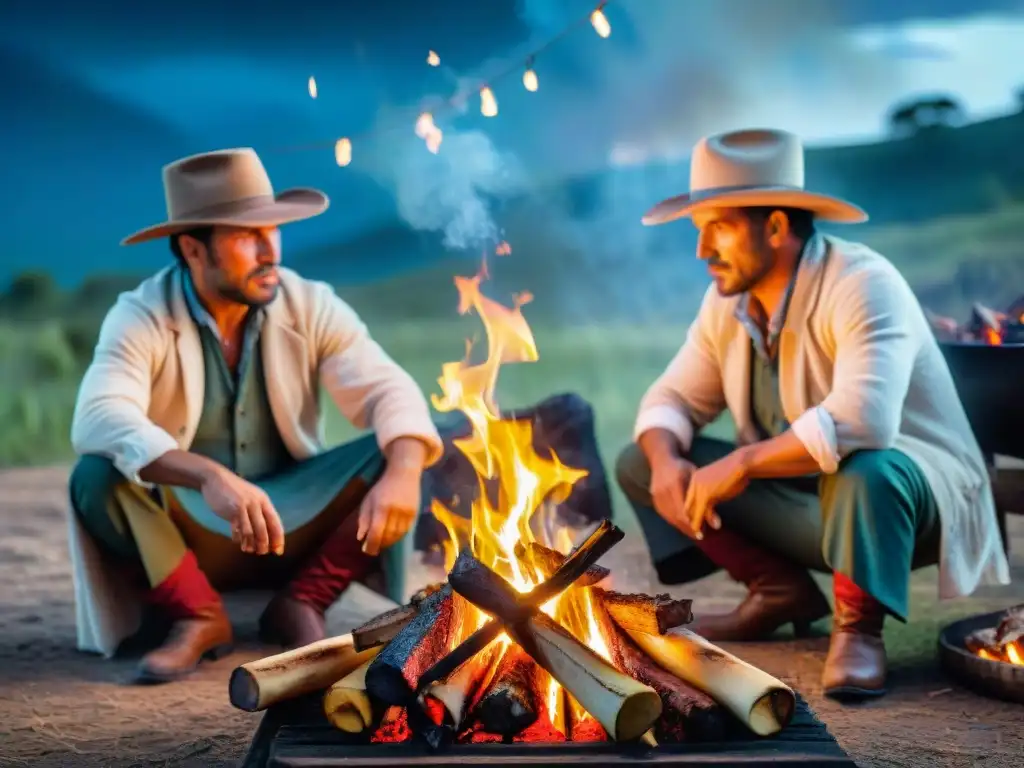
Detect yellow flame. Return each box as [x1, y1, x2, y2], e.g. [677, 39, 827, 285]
[427, 50, 441, 66]
[523, 68, 539, 92]
[590, 8, 612, 38]
[334, 138, 352, 167]
[1008, 642, 1023, 666]
[480, 86, 498, 117]
[308, 76, 318, 99]
[430, 247, 603, 728]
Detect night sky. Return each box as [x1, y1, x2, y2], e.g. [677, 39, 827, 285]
[2, 0, 1023, 285]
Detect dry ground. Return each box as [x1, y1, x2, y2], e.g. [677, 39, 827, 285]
[1, 465, 1023, 768]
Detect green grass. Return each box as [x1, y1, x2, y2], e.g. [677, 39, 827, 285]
[2, 201, 1022, 471]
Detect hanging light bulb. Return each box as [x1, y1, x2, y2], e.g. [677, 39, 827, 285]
[415, 112, 435, 139]
[427, 50, 441, 66]
[308, 75, 318, 99]
[334, 137, 352, 166]
[590, 4, 611, 38]
[480, 86, 498, 117]
[522, 60, 539, 92]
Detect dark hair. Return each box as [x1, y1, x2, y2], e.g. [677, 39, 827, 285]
[742, 207, 816, 243]
[169, 226, 215, 264]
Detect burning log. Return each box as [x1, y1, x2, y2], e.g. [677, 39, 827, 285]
[323, 657, 377, 734]
[473, 644, 543, 735]
[967, 604, 1024, 664]
[514, 541, 610, 586]
[228, 634, 380, 712]
[415, 520, 624, 693]
[447, 546, 663, 742]
[351, 583, 445, 651]
[365, 586, 466, 707]
[591, 596, 727, 742]
[424, 642, 498, 730]
[622, 627, 795, 737]
[995, 604, 1024, 647]
[371, 706, 413, 743]
[593, 588, 693, 635]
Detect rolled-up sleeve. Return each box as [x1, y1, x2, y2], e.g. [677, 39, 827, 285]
[791, 264, 919, 473]
[312, 284, 443, 466]
[634, 285, 727, 451]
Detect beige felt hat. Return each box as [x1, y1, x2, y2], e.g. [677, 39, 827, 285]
[121, 147, 329, 245]
[641, 128, 867, 226]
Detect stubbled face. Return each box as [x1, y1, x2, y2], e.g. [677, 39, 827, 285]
[692, 208, 774, 297]
[183, 225, 282, 307]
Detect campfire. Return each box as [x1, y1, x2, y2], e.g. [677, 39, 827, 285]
[228, 253, 797, 748]
[927, 296, 1024, 345]
[965, 604, 1024, 667]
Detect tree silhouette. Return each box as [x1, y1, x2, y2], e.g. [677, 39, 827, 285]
[887, 94, 967, 138]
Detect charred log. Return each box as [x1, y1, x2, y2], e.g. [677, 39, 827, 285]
[472, 645, 543, 735]
[593, 588, 693, 636]
[364, 586, 465, 707]
[592, 595, 726, 742]
[514, 541, 610, 586]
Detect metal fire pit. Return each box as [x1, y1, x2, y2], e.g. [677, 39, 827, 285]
[241, 691, 856, 767]
[938, 610, 1024, 704]
[939, 341, 1024, 459]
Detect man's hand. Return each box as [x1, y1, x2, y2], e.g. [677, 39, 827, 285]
[649, 455, 698, 535]
[201, 469, 285, 556]
[682, 450, 751, 538]
[357, 465, 422, 556]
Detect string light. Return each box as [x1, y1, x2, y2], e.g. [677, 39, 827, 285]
[590, 4, 612, 38]
[522, 59, 539, 92]
[480, 86, 498, 117]
[415, 112, 435, 138]
[302, 1, 619, 163]
[334, 137, 352, 166]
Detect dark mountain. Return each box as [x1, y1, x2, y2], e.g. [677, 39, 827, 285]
[0, 47, 194, 281]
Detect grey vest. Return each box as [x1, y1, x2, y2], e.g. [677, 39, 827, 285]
[189, 323, 294, 481]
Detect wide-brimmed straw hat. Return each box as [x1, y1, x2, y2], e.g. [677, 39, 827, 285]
[121, 147, 329, 245]
[641, 128, 867, 226]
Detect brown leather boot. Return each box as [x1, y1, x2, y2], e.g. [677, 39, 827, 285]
[259, 511, 376, 649]
[136, 551, 233, 684]
[688, 527, 831, 641]
[821, 573, 888, 700]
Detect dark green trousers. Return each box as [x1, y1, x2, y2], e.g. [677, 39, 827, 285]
[67, 435, 414, 602]
[616, 437, 941, 621]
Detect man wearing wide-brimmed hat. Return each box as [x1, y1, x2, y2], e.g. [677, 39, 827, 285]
[68, 148, 443, 683]
[616, 128, 1009, 699]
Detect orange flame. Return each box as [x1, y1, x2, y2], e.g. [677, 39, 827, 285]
[429, 243, 608, 732]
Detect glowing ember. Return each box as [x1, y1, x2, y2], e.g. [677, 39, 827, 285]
[308, 75, 318, 99]
[427, 50, 441, 66]
[967, 605, 1024, 666]
[429, 249, 612, 734]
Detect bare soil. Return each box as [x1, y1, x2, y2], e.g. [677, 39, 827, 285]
[1, 465, 1022, 767]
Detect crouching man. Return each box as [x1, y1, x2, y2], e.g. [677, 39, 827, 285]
[68, 148, 443, 683]
[616, 128, 1009, 700]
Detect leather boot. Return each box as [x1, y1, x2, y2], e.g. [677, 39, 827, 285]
[259, 512, 376, 649]
[688, 527, 831, 641]
[822, 573, 888, 700]
[136, 550, 233, 684]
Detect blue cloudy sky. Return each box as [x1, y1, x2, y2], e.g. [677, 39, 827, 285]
[2, 0, 1023, 283]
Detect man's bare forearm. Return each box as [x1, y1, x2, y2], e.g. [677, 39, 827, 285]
[383, 436, 429, 474]
[638, 428, 686, 470]
[138, 449, 228, 489]
[736, 430, 821, 479]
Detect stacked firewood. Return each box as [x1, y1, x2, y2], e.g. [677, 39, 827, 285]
[228, 522, 796, 747]
[927, 296, 1024, 344]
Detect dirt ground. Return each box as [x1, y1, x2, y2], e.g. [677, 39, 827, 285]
[2, 465, 1023, 768]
